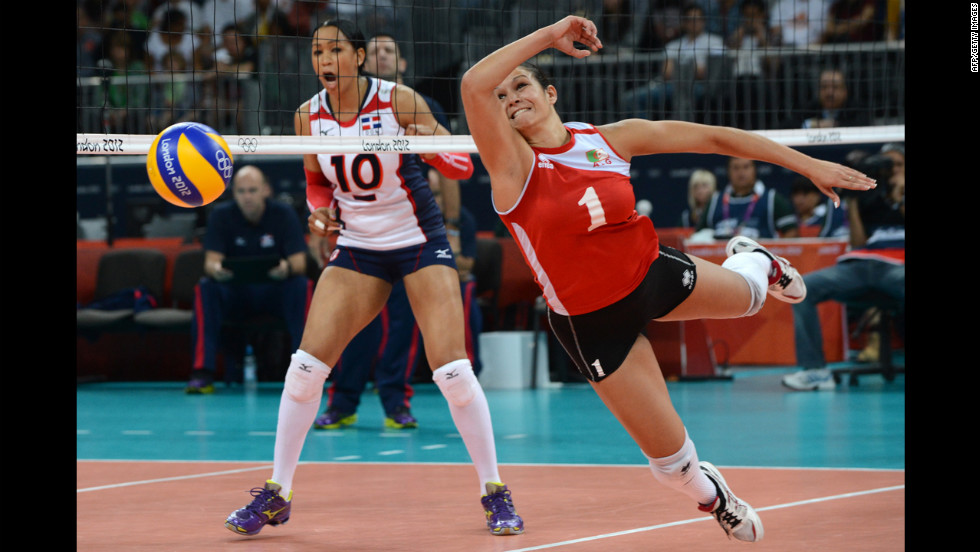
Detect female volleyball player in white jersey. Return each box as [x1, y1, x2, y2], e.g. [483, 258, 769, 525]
[460, 15, 877, 543]
[225, 19, 523, 538]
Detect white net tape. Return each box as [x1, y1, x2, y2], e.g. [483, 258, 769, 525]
[77, 125, 904, 156]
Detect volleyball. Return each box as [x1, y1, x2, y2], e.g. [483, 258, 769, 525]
[146, 122, 234, 208]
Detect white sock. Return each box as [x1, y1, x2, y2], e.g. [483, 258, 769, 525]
[271, 350, 330, 499]
[646, 431, 718, 506]
[432, 359, 501, 495]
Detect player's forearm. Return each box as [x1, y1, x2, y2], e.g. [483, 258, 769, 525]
[462, 26, 553, 94]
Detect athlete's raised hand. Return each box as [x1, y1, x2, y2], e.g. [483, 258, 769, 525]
[547, 16, 602, 58]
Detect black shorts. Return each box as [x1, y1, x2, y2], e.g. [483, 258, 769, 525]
[547, 245, 697, 382]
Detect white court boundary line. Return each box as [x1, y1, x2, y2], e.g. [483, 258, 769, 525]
[77, 460, 903, 550]
[500, 484, 904, 552]
[76, 464, 273, 493]
[76, 461, 904, 493]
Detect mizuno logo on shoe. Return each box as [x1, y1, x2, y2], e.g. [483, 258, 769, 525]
[263, 506, 287, 519]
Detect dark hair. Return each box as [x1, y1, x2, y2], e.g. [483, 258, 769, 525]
[315, 19, 368, 71]
[682, 2, 706, 17]
[740, 0, 767, 14]
[370, 30, 401, 45]
[518, 62, 553, 90]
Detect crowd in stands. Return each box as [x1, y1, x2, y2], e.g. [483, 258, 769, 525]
[78, 0, 905, 135]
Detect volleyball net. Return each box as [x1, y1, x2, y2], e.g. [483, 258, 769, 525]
[76, 1, 905, 242]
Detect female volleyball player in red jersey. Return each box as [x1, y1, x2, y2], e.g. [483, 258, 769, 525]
[225, 19, 523, 538]
[460, 15, 877, 543]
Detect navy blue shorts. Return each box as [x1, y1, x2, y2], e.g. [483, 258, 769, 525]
[327, 235, 458, 283]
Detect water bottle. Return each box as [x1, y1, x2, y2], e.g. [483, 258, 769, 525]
[243, 344, 258, 391]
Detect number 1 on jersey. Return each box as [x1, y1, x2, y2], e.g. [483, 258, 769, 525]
[578, 186, 607, 231]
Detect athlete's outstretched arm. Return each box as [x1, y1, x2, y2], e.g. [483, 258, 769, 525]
[599, 119, 877, 207]
[460, 16, 601, 190]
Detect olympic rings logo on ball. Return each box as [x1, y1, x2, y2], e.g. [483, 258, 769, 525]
[215, 149, 233, 179]
[146, 122, 234, 208]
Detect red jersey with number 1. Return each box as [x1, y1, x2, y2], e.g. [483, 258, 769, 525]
[495, 123, 660, 316]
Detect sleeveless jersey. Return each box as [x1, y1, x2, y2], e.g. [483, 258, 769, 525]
[306, 77, 444, 251]
[496, 123, 660, 316]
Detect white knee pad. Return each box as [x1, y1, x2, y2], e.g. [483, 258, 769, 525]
[433, 359, 479, 407]
[647, 431, 700, 487]
[283, 349, 330, 403]
[722, 252, 769, 317]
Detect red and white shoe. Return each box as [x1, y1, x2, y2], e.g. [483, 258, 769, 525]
[725, 236, 806, 304]
[698, 462, 764, 542]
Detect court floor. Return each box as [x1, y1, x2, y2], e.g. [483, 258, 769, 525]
[77, 366, 905, 551]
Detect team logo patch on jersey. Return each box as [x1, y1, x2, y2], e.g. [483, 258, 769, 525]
[586, 148, 609, 163]
[260, 233, 276, 248]
[360, 115, 382, 135]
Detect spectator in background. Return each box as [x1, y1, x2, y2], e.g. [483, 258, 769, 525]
[702, 0, 742, 40]
[780, 67, 871, 129]
[822, 0, 879, 43]
[769, 0, 830, 47]
[680, 168, 717, 230]
[596, 0, 642, 53]
[198, 0, 256, 50]
[724, 0, 777, 129]
[239, 0, 294, 47]
[783, 143, 904, 391]
[104, 0, 152, 55]
[78, 2, 104, 78]
[186, 165, 312, 394]
[790, 176, 849, 238]
[145, 8, 206, 72]
[154, 48, 198, 128]
[621, 1, 726, 120]
[635, 0, 684, 51]
[212, 23, 259, 133]
[698, 157, 800, 240]
[98, 30, 149, 132]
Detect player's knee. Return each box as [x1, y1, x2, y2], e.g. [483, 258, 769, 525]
[722, 253, 768, 317]
[283, 349, 330, 403]
[432, 359, 478, 407]
[647, 432, 699, 487]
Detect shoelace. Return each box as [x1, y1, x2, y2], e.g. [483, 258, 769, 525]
[776, 270, 793, 290]
[484, 490, 516, 516]
[714, 498, 744, 529]
[244, 487, 280, 513]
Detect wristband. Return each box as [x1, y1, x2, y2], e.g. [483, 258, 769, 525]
[427, 152, 474, 181]
[305, 167, 334, 210]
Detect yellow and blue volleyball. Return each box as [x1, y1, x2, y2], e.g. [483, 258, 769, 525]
[146, 122, 233, 208]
